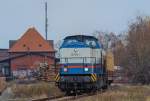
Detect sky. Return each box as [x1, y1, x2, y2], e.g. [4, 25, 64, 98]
[0, 0, 150, 48]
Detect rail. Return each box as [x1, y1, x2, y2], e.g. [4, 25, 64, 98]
[30, 89, 106, 101]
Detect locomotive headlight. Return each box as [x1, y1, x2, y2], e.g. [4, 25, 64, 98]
[84, 68, 88, 72]
[64, 68, 68, 72]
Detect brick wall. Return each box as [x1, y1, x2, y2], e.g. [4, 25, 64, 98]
[11, 54, 54, 71]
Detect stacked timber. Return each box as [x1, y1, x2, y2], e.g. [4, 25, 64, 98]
[35, 63, 58, 82]
[44, 68, 56, 82]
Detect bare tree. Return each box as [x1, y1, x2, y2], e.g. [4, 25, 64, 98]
[122, 16, 150, 84]
[113, 40, 126, 66]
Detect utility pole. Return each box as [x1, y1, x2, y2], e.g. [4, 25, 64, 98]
[44, 2, 48, 69]
[45, 2, 48, 40]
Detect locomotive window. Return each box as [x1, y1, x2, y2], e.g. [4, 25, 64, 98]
[85, 40, 96, 47]
[66, 39, 78, 44]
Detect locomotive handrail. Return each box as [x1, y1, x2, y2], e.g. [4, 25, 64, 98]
[59, 57, 98, 65]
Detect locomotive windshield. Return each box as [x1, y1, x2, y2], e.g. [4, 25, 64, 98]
[62, 35, 100, 48]
[85, 39, 96, 47]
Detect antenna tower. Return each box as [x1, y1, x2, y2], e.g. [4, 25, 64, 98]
[45, 2, 48, 40]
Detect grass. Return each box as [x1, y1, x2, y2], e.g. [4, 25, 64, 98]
[10, 82, 150, 101]
[75, 85, 150, 101]
[11, 81, 64, 99]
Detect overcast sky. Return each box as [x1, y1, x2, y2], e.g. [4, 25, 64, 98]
[1, 0, 150, 48]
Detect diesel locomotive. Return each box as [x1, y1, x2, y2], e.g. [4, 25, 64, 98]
[55, 35, 114, 94]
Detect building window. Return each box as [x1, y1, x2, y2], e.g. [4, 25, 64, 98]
[50, 53, 55, 57]
[39, 44, 42, 47]
[23, 44, 26, 47]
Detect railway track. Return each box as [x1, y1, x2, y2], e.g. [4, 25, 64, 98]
[32, 90, 105, 101]
[31, 95, 84, 101]
[31, 95, 64, 101]
[31, 95, 77, 101]
[8, 88, 106, 101]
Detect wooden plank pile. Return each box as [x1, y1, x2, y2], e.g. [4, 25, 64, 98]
[34, 63, 59, 82]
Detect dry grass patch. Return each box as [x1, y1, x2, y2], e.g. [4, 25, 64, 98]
[11, 81, 64, 99]
[75, 85, 150, 101]
[0, 77, 6, 94]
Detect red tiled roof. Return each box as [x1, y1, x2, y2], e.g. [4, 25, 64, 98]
[9, 27, 54, 52]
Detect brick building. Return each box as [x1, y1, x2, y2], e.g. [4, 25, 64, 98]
[0, 27, 55, 78]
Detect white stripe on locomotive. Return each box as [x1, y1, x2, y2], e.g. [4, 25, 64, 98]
[60, 48, 102, 64]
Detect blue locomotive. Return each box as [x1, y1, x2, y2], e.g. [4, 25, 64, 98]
[55, 35, 113, 94]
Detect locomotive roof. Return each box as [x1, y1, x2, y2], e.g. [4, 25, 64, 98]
[64, 35, 98, 40]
